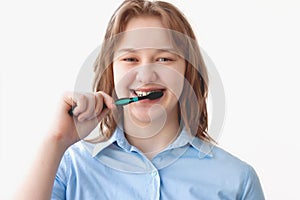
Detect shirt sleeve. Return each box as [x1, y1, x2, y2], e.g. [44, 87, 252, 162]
[51, 151, 70, 200]
[240, 165, 265, 200]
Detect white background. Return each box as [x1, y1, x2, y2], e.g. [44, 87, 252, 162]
[1, 0, 299, 199]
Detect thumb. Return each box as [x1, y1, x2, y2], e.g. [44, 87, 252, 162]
[98, 91, 117, 110]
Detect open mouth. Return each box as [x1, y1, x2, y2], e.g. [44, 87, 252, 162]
[135, 90, 160, 97]
[130, 89, 165, 98]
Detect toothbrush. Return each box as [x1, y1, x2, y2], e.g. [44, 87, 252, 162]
[68, 91, 163, 116]
[114, 91, 163, 106]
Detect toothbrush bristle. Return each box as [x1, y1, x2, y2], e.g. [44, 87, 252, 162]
[147, 91, 163, 100]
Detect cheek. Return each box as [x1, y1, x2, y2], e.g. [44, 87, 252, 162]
[113, 64, 137, 97]
[159, 63, 186, 98]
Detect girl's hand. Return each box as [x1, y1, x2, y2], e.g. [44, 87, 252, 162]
[49, 91, 115, 148]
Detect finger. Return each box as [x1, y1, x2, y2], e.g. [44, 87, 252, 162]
[62, 92, 75, 106]
[72, 94, 87, 117]
[85, 92, 109, 121]
[97, 108, 110, 122]
[63, 92, 81, 118]
[77, 93, 96, 122]
[83, 93, 102, 121]
[98, 91, 116, 110]
[94, 92, 105, 116]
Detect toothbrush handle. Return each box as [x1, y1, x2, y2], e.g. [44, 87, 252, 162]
[68, 96, 140, 116]
[68, 103, 107, 116]
[115, 99, 132, 106]
[115, 97, 138, 106]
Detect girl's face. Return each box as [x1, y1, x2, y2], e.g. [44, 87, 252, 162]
[113, 16, 186, 126]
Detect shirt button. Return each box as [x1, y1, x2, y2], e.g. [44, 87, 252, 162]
[151, 170, 158, 177]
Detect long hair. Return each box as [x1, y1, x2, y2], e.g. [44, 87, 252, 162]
[92, 0, 212, 143]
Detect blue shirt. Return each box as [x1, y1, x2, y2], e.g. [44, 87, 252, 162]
[51, 127, 265, 200]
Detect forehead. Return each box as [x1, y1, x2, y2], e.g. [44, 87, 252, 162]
[115, 28, 174, 52]
[117, 16, 172, 49]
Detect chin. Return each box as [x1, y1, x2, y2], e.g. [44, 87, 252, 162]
[127, 104, 168, 125]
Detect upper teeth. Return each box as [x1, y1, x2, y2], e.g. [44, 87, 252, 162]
[135, 91, 157, 97]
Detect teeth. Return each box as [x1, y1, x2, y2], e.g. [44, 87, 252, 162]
[135, 90, 159, 97]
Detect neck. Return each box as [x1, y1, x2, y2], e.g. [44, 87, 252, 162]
[124, 111, 180, 160]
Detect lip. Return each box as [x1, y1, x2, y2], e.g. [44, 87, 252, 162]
[129, 86, 166, 98]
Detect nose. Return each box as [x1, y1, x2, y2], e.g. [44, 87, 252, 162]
[136, 64, 158, 83]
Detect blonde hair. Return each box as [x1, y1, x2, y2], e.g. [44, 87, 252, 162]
[92, 0, 213, 142]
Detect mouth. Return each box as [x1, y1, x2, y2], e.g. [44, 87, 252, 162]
[130, 88, 165, 98]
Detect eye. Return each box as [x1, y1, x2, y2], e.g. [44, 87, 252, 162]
[123, 57, 138, 62]
[157, 57, 173, 62]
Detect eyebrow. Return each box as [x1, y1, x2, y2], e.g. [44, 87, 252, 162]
[115, 47, 178, 54]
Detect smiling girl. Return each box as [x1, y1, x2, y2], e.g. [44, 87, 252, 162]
[15, 1, 264, 199]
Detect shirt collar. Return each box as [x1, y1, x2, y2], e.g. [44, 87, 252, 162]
[165, 128, 214, 158]
[87, 127, 214, 159]
[89, 127, 124, 157]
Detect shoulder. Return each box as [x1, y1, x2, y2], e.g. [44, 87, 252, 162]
[212, 145, 250, 167]
[189, 137, 254, 174]
[185, 141, 260, 186]
[208, 146, 265, 199]
[209, 145, 256, 177]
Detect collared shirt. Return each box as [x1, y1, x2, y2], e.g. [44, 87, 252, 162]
[51, 128, 265, 200]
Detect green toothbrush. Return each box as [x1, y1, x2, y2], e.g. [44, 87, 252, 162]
[114, 91, 163, 106]
[68, 91, 163, 116]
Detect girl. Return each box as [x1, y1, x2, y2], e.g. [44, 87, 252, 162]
[15, 0, 264, 199]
